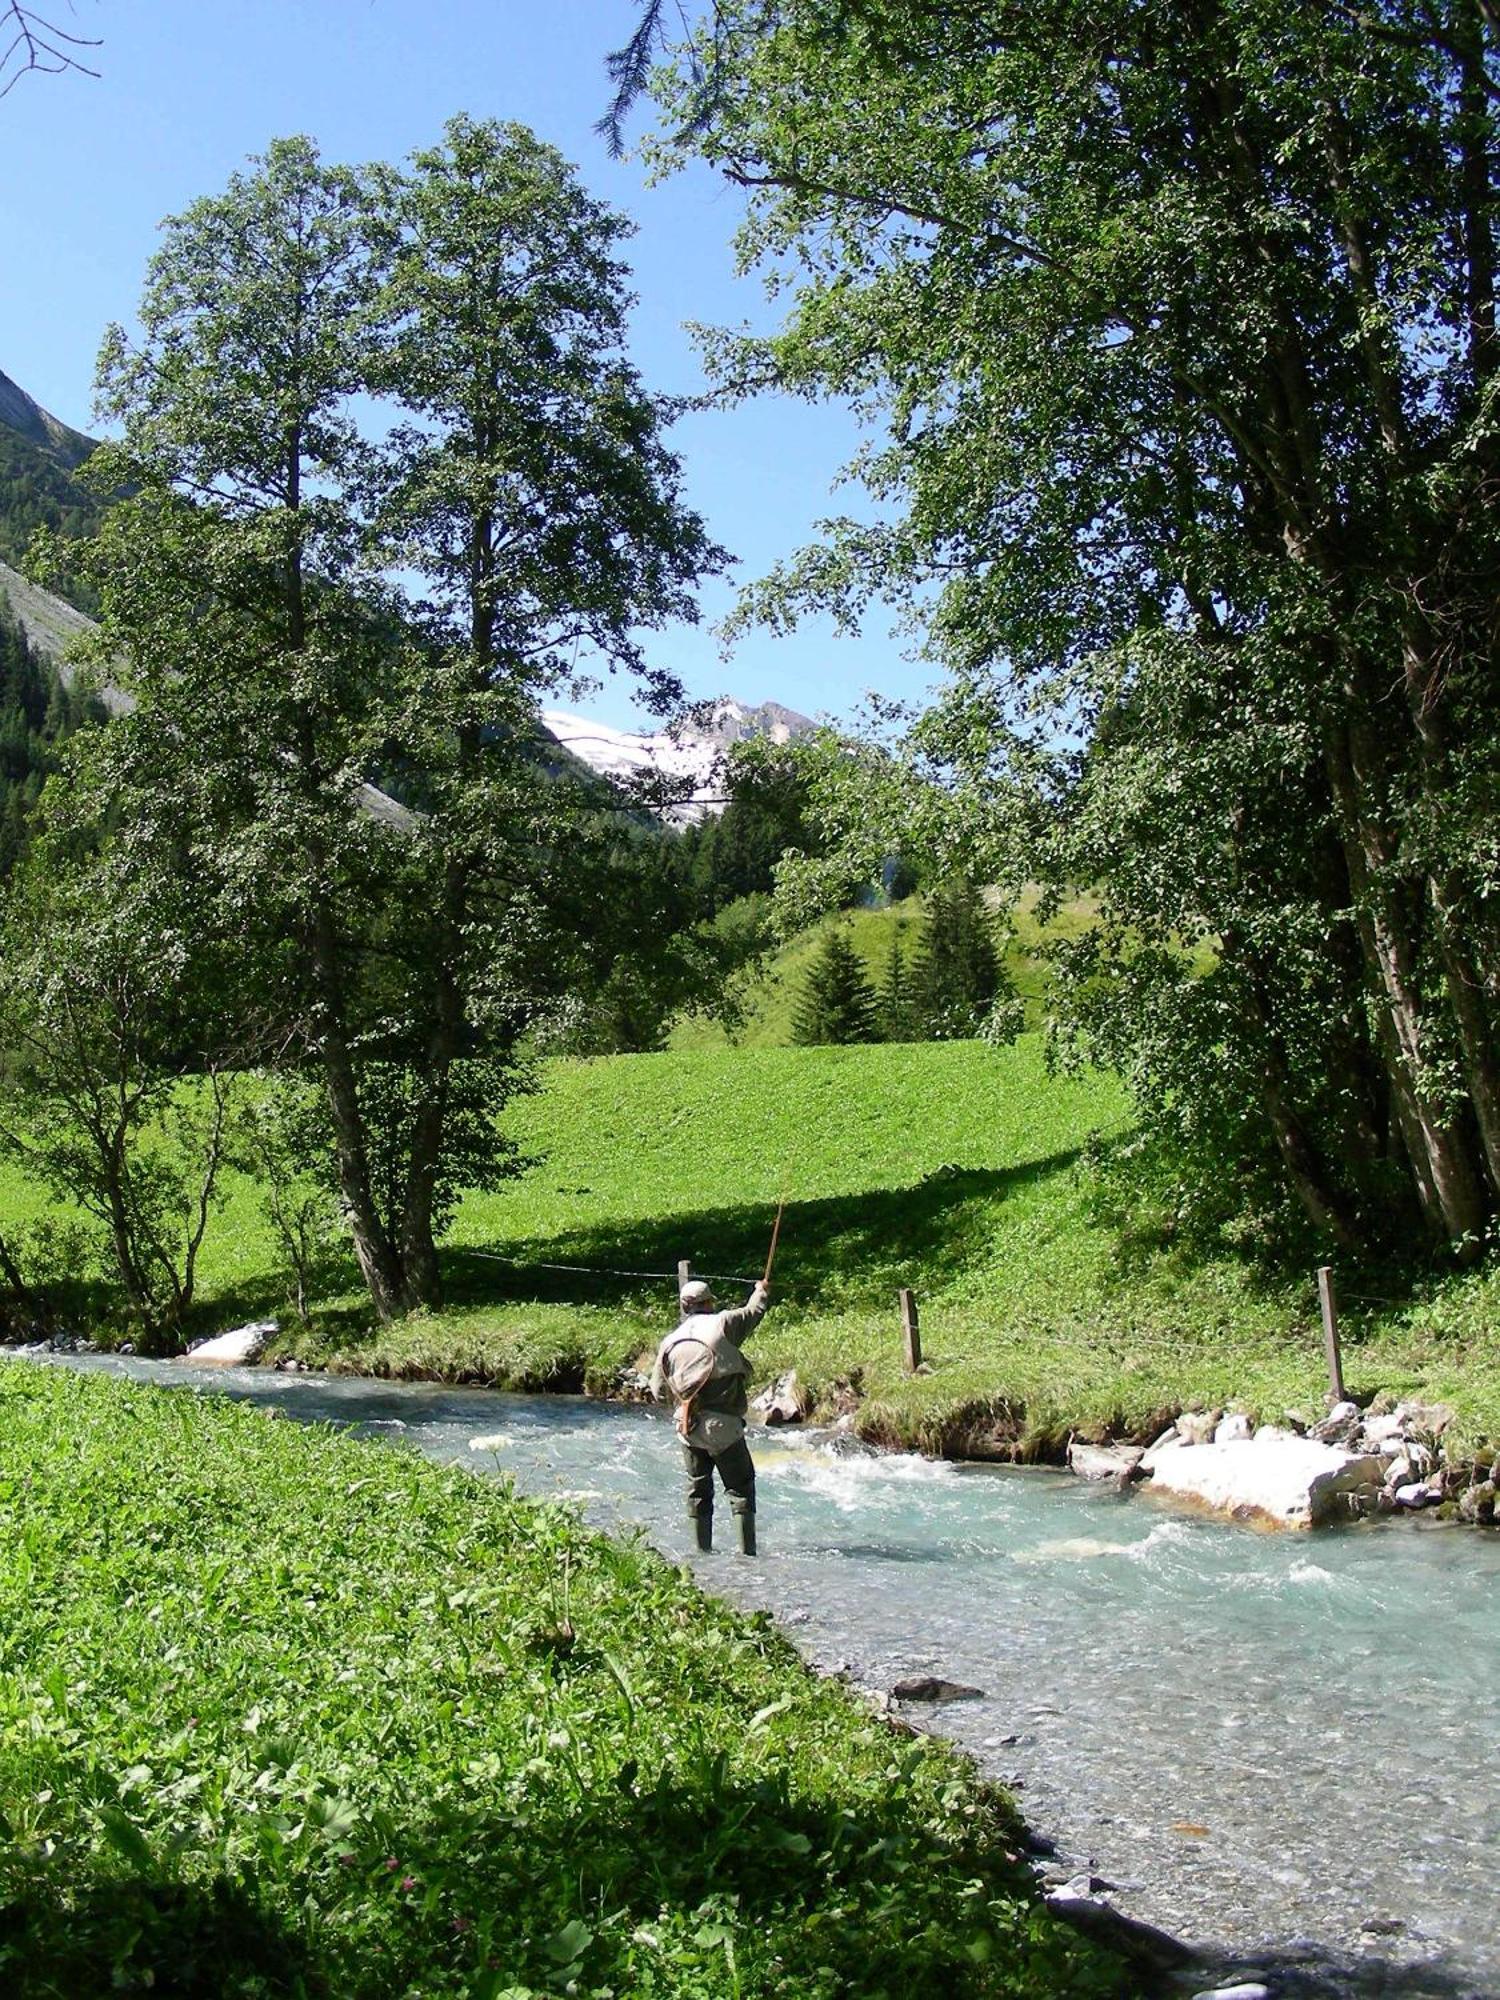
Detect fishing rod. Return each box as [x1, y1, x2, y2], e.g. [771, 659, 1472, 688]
[762, 1198, 785, 1285]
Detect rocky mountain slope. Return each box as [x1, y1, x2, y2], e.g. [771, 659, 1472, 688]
[0, 369, 803, 825]
[0, 367, 101, 580]
[542, 697, 815, 820]
[0, 368, 95, 471]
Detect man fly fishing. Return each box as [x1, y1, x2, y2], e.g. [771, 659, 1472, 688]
[651, 1200, 784, 1556]
[652, 1276, 771, 1554]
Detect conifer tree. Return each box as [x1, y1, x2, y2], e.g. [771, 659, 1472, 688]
[792, 928, 878, 1045]
[911, 880, 1000, 1040]
[878, 928, 918, 1042]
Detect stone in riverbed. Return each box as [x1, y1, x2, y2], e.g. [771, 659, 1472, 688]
[184, 1320, 277, 1367]
[1067, 1441, 1145, 1484]
[1044, 1890, 1193, 1974]
[1311, 1399, 1361, 1446]
[1173, 1411, 1220, 1446]
[890, 1675, 985, 1704]
[1392, 1397, 1455, 1439]
[1140, 1433, 1384, 1529]
[1214, 1413, 1253, 1444]
[751, 1369, 806, 1426]
[1362, 1411, 1407, 1447]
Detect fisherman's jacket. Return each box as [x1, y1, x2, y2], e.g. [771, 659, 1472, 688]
[651, 1293, 769, 1453]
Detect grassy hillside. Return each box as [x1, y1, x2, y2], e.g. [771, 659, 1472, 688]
[669, 889, 1099, 1050]
[0, 1363, 1132, 1998]
[8, 1036, 1498, 1454]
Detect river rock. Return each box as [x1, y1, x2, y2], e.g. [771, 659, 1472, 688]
[1393, 1478, 1443, 1509]
[1393, 1398, 1455, 1439]
[890, 1675, 986, 1704]
[1043, 1889, 1194, 1973]
[1311, 1400, 1361, 1446]
[1458, 1481, 1496, 1525]
[1174, 1410, 1221, 1446]
[1214, 1413, 1253, 1444]
[1140, 1433, 1384, 1529]
[1190, 1985, 1270, 2000]
[1362, 1411, 1407, 1447]
[1067, 1441, 1145, 1484]
[185, 1319, 277, 1367]
[751, 1370, 806, 1426]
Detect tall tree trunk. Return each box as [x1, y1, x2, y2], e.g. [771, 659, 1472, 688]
[396, 880, 466, 1312]
[1225, 929, 1369, 1254]
[0, 1230, 30, 1304]
[1322, 710, 1489, 1245]
[309, 906, 411, 1324]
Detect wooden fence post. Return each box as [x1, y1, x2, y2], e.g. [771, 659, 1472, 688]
[899, 1288, 922, 1373]
[1317, 1264, 1345, 1403]
[677, 1258, 693, 1293]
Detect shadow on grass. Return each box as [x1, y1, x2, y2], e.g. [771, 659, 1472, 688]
[0, 1776, 1131, 1999]
[438, 1148, 1089, 1319]
[0, 1873, 326, 1998]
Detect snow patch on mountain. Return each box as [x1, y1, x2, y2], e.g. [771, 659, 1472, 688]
[541, 698, 814, 820]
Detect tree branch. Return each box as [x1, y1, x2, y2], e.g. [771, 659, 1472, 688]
[0, 1, 100, 98]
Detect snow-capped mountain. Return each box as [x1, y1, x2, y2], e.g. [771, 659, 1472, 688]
[541, 698, 814, 821]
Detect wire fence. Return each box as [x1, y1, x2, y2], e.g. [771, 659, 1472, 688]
[463, 1251, 762, 1288]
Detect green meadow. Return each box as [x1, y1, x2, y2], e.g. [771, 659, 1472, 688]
[0, 1362, 1135, 1998]
[8, 1036, 1499, 1454]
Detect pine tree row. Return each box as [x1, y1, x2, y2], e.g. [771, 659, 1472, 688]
[793, 881, 1006, 1046]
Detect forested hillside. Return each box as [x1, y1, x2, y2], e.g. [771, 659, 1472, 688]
[0, 367, 100, 576]
[0, 606, 96, 878]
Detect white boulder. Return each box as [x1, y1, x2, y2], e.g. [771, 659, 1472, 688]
[1140, 1433, 1385, 1529]
[751, 1369, 807, 1426]
[184, 1320, 277, 1367]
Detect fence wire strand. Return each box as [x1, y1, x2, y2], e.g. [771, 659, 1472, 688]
[464, 1251, 761, 1288]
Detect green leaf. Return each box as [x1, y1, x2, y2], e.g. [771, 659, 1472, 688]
[747, 1695, 795, 1733]
[542, 1918, 593, 1965]
[96, 1804, 157, 1876]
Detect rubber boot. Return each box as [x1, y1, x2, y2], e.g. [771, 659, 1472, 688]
[693, 1513, 713, 1553]
[735, 1509, 756, 1557]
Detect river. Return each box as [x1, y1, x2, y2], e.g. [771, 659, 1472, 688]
[19, 1352, 1500, 1999]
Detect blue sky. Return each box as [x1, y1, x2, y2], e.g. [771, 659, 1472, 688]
[0, 0, 925, 730]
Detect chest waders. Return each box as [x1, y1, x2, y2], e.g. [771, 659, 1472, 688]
[660, 1322, 757, 1556]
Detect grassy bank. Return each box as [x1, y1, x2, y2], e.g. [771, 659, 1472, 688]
[0, 1362, 1133, 1998]
[6, 1038, 1500, 1456]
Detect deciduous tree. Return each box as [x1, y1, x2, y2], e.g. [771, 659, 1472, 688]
[65, 128, 718, 1321]
[648, 0, 1500, 1260]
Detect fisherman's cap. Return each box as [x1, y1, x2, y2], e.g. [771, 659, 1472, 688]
[679, 1279, 715, 1311]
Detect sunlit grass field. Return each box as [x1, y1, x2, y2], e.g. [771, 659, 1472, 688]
[7, 1035, 1499, 1452]
[0, 1362, 1135, 1999]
